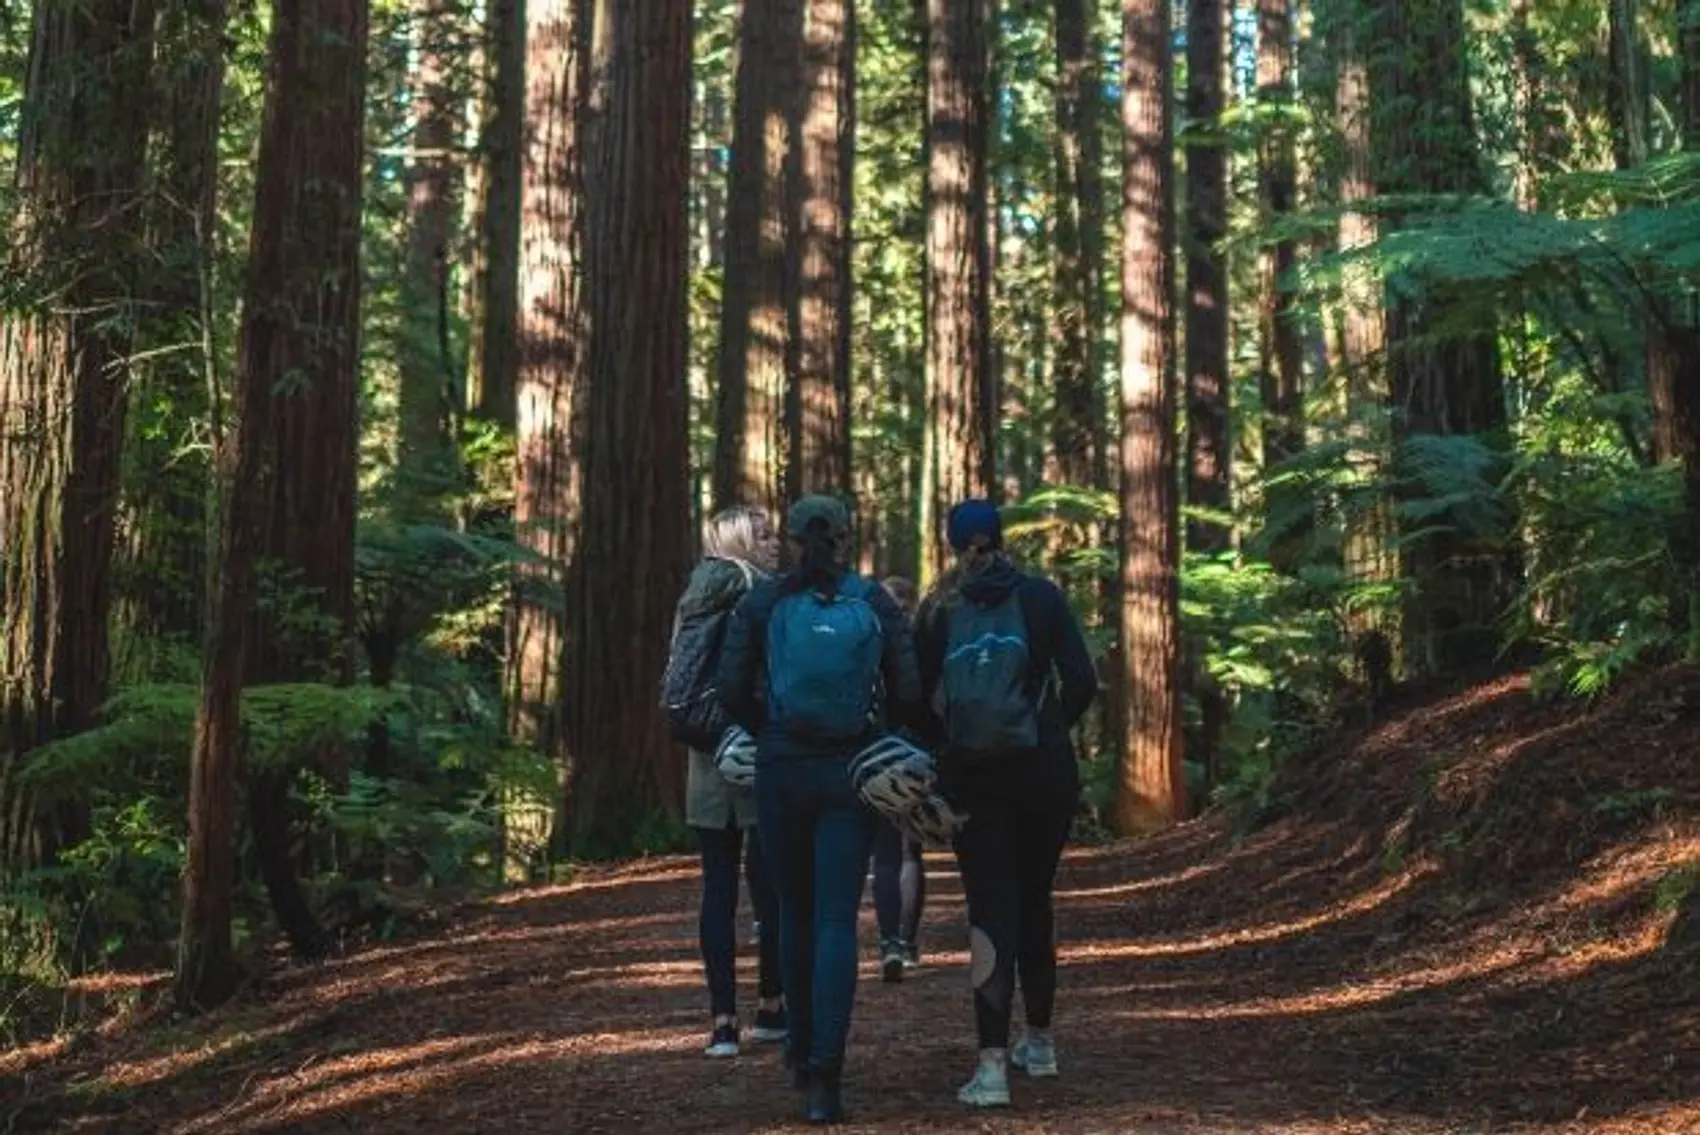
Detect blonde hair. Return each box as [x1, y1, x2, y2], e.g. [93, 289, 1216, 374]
[703, 505, 768, 564]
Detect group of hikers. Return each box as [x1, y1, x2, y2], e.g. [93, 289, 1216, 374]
[662, 492, 1098, 1125]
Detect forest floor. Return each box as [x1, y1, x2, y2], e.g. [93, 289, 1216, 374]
[6, 667, 1700, 1133]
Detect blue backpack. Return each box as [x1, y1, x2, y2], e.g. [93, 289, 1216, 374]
[939, 587, 1041, 755]
[765, 576, 885, 741]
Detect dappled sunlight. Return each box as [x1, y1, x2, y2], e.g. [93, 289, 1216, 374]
[1107, 951, 1529, 1023]
[1054, 857, 1223, 900]
[0, 1036, 67, 1077]
[173, 1028, 704, 1132]
[1061, 865, 1436, 961]
[100, 1013, 327, 1090]
[562, 957, 701, 989]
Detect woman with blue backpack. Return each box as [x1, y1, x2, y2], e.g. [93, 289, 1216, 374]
[716, 493, 923, 1125]
[660, 505, 787, 1059]
[915, 499, 1098, 1109]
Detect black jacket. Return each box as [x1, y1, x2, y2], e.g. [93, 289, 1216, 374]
[660, 557, 759, 751]
[914, 556, 1098, 758]
[716, 567, 924, 758]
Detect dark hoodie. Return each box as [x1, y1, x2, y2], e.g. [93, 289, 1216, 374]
[913, 556, 1098, 758]
[662, 557, 761, 752]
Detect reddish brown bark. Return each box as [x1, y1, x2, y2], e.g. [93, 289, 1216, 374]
[1115, 0, 1184, 834]
[179, 0, 369, 1004]
[0, 0, 155, 867]
[560, 0, 694, 855]
[508, 0, 589, 766]
[789, 0, 855, 500]
[924, 0, 994, 580]
[713, 0, 802, 519]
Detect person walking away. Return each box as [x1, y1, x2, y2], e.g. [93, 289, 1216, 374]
[717, 494, 923, 1125]
[915, 499, 1098, 1108]
[660, 505, 787, 1058]
[872, 575, 928, 982]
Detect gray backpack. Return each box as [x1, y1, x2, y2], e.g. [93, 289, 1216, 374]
[939, 588, 1041, 755]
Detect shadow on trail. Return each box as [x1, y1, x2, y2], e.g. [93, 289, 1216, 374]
[12, 671, 1700, 1132]
[14, 835, 1696, 1133]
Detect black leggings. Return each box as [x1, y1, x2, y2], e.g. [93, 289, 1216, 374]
[871, 821, 925, 945]
[695, 824, 781, 1017]
[947, 751, 1079, 1049]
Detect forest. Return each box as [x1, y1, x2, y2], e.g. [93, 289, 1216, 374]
[1, 0, 1699, 1129]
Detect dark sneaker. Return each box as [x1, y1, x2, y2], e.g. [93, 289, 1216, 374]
[880, 937, 905, 984]
[704, 1021, 739, 1058]
[751, 1006, 789, 1043]
[805, 1065, 843, 1124]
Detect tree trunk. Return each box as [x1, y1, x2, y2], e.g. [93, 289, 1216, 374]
[789, 0, 855, 501]
[506, 0, 589, 867]
[1370, 0, 1512, 676]
[1686, 0, 1700, 147]
[1607, 0, 1650, 171]
[1051, 0, 1105, 490]
[1184, 0, 1230, 553]
[1257, 0, 1305, 569]
[1114, 0, 1184, 834]
[713, 0, 802, 519]
[178, 0, 369, 1000]
[1337, 12, 1396, 652]
[1675, 0, 1700, 657]
[924, 0, 994, 580]
[561, 0, 693, 856]
[397, 0, 467, 496]
[470, 0, 524, 428]
[0, 0, 156, 868]
[121, 0, 224, 661]
[1604, 0, 1678, 467]
[242, 0, 368, 956]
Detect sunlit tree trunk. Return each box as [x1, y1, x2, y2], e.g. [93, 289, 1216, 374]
[1184, 0, 1230, 553]
[179, 0, 369, 1003]
[1336, 9, 1398, 656]
[924, 0, 994, 580]
[790, 0, 855, 499]
[505, 0, 589, 870]
[561, 0, 694, 855]
[713, 0, 802, 519]
[0, 0, 156, 868]
[1114, 0, 1184, 834]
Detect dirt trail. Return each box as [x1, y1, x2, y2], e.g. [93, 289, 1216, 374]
[8, 673, 1700, 1133]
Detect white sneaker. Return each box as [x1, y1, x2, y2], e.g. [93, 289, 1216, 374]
[1011, 1032, 1058, 1078]
[956, 1052, 1011, 1108]
[704, 1021, 739, 1058]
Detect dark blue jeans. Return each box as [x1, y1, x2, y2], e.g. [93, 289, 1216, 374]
[871, 821, 925, 945]
[695, 824, 781, 1018]
[756, 755, 876, 1072]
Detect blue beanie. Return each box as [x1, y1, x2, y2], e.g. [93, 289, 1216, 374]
[946, 499, 1003, 553]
